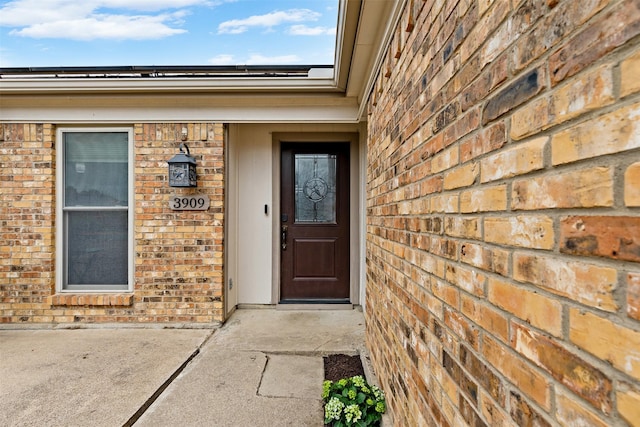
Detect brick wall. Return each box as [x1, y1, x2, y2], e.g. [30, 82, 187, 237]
[0, 122, 225, 325]
[364, 0, 640, 426]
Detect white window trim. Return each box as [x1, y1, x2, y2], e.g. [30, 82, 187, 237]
[55, 127, 134, 293]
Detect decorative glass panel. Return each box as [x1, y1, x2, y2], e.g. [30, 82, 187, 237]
[66, 211, 128, 285]
[65, 132, 128, 207]
[295, 154, 337, 223]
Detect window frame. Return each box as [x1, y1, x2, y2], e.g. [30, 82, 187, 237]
[56, 127, 134, 293]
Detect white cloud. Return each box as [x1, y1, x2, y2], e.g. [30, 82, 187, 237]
[209, 53, 301, 65]
[217, 9, 320, 34]
[0, 0, 212, 40]
[9, 14, 187, 40]
[208, 54, 235, 65]
[0, 1, 95, 26]
[244, 54, 300, 65]
[288, 25, 335, 36]
[95, 0, 213, 12]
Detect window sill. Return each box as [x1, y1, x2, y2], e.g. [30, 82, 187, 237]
[49, 294, 133, 307]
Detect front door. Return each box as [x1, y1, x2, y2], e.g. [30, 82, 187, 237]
[280, 143, 350, 302]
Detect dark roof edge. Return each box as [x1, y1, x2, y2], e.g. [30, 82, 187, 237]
[0, 64, 333, 77]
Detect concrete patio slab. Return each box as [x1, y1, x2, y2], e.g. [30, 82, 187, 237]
[213, 308, 366, 354]
[259, 354, 324, 398]
[136, 309, 366, 427]
[1, 308, 368, 427]
[0, 329, 211, 427]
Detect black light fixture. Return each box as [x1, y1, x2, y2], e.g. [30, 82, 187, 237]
[168, 143, 197, 187]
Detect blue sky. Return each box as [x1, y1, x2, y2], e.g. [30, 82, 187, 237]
[0, 0, 338, 67]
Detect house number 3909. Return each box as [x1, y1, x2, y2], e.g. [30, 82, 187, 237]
[169, 195, 210, 211]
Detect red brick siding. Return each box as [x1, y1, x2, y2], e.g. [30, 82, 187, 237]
[365, 0, 640, 425]
[0, 123, 225, 324]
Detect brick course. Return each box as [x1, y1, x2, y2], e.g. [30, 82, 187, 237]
[0, 123, 225, 325]
[365, 0, 640, 425]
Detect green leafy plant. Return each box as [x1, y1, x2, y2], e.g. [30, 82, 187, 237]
[322, 375, 386, 426]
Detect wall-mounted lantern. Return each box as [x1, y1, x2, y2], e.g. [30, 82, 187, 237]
[168, 143, 197, 187]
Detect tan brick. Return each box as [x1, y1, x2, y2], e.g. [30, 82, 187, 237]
[431, 280, 460, 307]
[429, 236, 457, 261]
[430, 193, 459, 213]
[460, 184, 507, 212]
[460, 121, 506, 162]
[439, 398, 455, 427]
[443, 162, 478, 190]
[626, 162, 640, 207]
[483, 334, 551, 409]
[617, 386, 640, 427]
[512, 0, 609, 72]
[553, 64, 614, 125]
[513, 252, 618, 312]
[551, 102, 640, 165]
[460, 0, 510, 63]
[512, 167, 613, 210]
[481, 137, 546, 183]
[432, 145, 459, 173]
[444, 307, 479, 350]
[444, 216, 481, 240]
[485, 215, 554, 249]
[460, 242, 509, 276]
[512, 323, 612, 413]
[510, 96, 552, 140]
[480, 1, 545, 68]
[509, 391, 551, 427]
[420, 253, 446, 279]
[570, 309, 640, 381]
[478, 0, 496, 17]
[447, 264, 485, 296]
[556, 388, 609, 427]
[479, 390, 510, 427]
[397, 200, 411, 215]
[629, 272, 640, 321]
[443, 108, 480, 148]
[441, 365, 459, 403]
[461, 294, 509, 342]
[621, 49, 640, 97]
[420, 175, 444, 197]
[560, 216, 640, 262]
[488, 277, 562, 337]
[549, 0, 640, 85]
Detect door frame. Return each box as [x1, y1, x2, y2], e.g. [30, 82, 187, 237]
[271, 132, 362, 306]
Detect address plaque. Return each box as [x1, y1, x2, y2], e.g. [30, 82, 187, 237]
[169, 194, 210, 211]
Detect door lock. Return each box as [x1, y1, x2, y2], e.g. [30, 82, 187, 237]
[281, 225, 288, 250]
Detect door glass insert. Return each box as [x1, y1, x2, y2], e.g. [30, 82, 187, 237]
[294, 154, 337, 223]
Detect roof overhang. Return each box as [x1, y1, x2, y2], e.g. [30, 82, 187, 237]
[0, 0, 404, 124]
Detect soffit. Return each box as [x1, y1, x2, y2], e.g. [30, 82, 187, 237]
[0, 0, 401, 123]
[0, 92, 362, 123]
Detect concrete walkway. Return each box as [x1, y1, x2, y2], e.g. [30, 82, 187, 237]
[0, 308, 367, 427]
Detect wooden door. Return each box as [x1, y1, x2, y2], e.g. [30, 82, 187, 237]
[280, 143, 350, 302]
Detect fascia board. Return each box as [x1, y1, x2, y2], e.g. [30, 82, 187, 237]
[355, 0, 406, 120]
[0, 92, 362, 123]
[0, 76, 340, 94]
[0, 104, 361, 123]
[334, 0, 362, 91]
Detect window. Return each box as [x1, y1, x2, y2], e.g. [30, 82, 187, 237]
[56, 128, 133, 291]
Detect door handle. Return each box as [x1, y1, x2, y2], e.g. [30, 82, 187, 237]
[281, 225, 288, 250]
